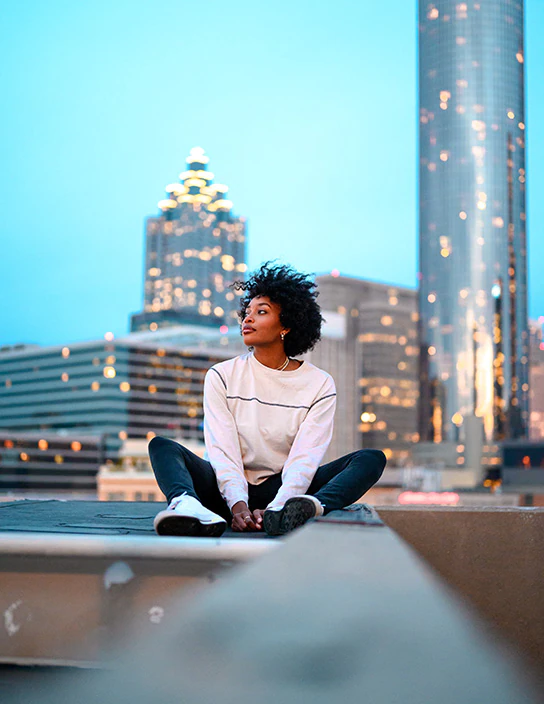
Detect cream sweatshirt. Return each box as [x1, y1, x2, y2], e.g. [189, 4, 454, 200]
[203, 350, 336, 510]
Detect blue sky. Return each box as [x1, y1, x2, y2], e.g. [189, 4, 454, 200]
[1, 0, 543, 347]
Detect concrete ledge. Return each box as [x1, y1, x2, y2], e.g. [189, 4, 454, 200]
[0, 532, 276, 561]
[0, 533, 277, 666]
[376, 506, 544, 685]
[8, 520, 540, 704]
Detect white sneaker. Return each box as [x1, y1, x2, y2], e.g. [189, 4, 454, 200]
[154, 494, 227, 537]
[263, 495, 324, 536]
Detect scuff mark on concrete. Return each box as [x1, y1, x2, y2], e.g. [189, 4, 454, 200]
[103, 561, 135, 590]
[149, 606, 165, 624]
[4, 600, 23, 636]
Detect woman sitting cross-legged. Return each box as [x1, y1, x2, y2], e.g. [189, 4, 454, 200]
[149, 262, 386, 537]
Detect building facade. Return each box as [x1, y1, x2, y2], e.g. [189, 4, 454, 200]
[529, 319, 544, 440]
[418, 1, 529, 444]
[0, 330, 243, 491]
[0, 431, 103, 495]
[307, 274, 419, 467]
[131, 147, 247, 332]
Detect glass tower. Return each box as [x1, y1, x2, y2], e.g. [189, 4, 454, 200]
[418, 0, 528, 444]
[131, 147, 247, 332]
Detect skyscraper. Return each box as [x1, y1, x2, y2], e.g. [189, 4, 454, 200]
[131, 147, 247, 332]
[418, 1, 528, 445]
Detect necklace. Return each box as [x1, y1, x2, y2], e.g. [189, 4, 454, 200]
[275, 356, 290, 371]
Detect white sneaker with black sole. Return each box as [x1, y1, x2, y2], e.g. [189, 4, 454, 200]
[263, 495, 324, 536]
[154, 493, 227, 537]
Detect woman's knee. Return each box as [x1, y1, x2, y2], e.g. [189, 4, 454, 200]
[148, 435, 175, 455]
[354, 449, 386, 482]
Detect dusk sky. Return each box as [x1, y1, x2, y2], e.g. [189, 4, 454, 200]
[2, 0, 543, 347]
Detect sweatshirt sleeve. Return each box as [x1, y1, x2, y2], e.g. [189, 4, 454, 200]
[203, 367, 249, 510]
[267, 376, 336, 509]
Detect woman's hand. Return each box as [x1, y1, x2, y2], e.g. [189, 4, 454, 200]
[231, 501, 257, 531]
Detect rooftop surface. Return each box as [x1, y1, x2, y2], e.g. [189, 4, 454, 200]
[0, 499, 277, 538]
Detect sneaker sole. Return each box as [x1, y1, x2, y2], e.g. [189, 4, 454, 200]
[263, 497, 317, 536]
[154, 513, 226, 538]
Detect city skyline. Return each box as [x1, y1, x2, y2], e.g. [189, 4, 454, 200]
[1, 0, 544, 348]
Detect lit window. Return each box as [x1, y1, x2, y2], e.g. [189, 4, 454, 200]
[452, 412, 463, 426]
[61, 347, 70, 358]
[214, 306, 224, 316]
[147, 432, 156, 441]
[516, 52, 524, 64]
[119, 431, 128, 440]
[91, 381, 100, 391]
[428, 346, 436, 356]
[440, 151, 449, 162]
[61, 373, 69, 382]
[428, 163, 436, 172]
[104, 366, 116, 379]
[148, 385, 157, 394]
[120, 382, 131, 392]
[104, 332, 114, 341]
[507, 111, 515, 120]
[381, 316, 393, 326]
[71, 441, 82, 452]
[54, 455, 64, 464]
[149, 322, 158, 331]
[459, 211, 467, 220]
[428, 7, 439, 19]
[20, 452, 29, 462]
[428, 293, 436, 303]
[38, 439, 48, 451]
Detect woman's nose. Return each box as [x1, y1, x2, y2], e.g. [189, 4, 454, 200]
[244, 312, 254, 324]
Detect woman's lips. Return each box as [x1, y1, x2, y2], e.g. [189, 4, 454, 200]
[242, 327, 256, 334]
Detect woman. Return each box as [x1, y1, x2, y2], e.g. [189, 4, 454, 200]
[149, 262, 386, 537]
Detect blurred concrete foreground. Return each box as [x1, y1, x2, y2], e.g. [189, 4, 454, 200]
[0, 503, 543, 703]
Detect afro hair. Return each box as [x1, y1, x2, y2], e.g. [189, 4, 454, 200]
[232, 261, 323, 357]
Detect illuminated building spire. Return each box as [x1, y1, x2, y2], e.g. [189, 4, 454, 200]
[157, 147, 233, 216]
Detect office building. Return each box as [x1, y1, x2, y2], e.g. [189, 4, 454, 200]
[0, 431, 103, 495]
[0, 328, 243, 492]
[418, 1, 529, 444]
[307, 274, 419, 467]
[529, 318, 544, 439]
[131, 147, 247, 332]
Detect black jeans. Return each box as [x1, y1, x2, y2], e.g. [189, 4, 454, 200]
[149, 436, 386, 521]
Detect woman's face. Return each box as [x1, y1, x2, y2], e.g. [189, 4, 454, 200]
[241, 296, 288, 347]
